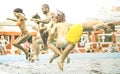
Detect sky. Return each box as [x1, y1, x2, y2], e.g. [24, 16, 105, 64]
[0, 0, 120, 23]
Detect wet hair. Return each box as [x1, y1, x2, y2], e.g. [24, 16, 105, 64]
[42, 4, 49, 10]
[14, 8, 25, 15]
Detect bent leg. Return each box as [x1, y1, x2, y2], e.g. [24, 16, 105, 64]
[13, 33, 31, 59]
[31, 38, 43, 62]
[40, 28, 48, 46]
[60, 48, 70, 64]
[47, 41, 61, 55]
[49, 53, 59, 63]
[58, 42, 75, 71]
[32, 37, 43, 55]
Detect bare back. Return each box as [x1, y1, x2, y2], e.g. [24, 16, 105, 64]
[56, 22, 69, 39]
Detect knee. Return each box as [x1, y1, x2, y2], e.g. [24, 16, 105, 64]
[56, 42, 64, 48]
[55, 54, 60, 57]
[13, 43, 17, 47]
[47, 41, 51, 46]
[13, 42, 19, 47]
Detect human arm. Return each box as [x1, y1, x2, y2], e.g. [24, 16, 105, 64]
[50, 24, 57, 35]
[31, 17, 51, 24]
[32, 25, 39, 32]
[7, 13, 27, 22]
[43, 21, 54, 33]
[38, 16, 51, 24]
[7, 18, 17, 22]
[31, 18, 40, 23]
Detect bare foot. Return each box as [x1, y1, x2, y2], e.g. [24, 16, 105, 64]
[58, 61, 63, 71]
[30, 55, 39, 62]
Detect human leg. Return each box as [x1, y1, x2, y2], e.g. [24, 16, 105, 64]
[40, 28, 48, 46]
[0, 48, 4, 55]
[30, 38, 43, 62]
[47, 41, 61, 55]
[47, 38, 63, 64]
[49, 53, 59, 63]
[60, 48, 70, 64]
[58, 42, 75, 71]
[43, 32, 49, 46]
[57, 24, 83, 70]
[13, 33, 31, 59]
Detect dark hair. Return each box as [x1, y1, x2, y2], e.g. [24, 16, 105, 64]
[56, 10, 65, 22]
[14, 8, 23, 13]
[32, 13, 41, 24]
[42, 4, 49, 10]
[14, 8, 25, 15]
[32, 13, 41, 19]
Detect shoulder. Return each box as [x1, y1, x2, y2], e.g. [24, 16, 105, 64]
[65, 22, 70, 26]
[54, 23, 59, 27]
[48, 11, 55, 15]
[48, 11, 56, 17]
[19, 13, 27, 21]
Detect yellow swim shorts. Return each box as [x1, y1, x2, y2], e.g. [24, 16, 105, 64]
[66, 24, 83, 44]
